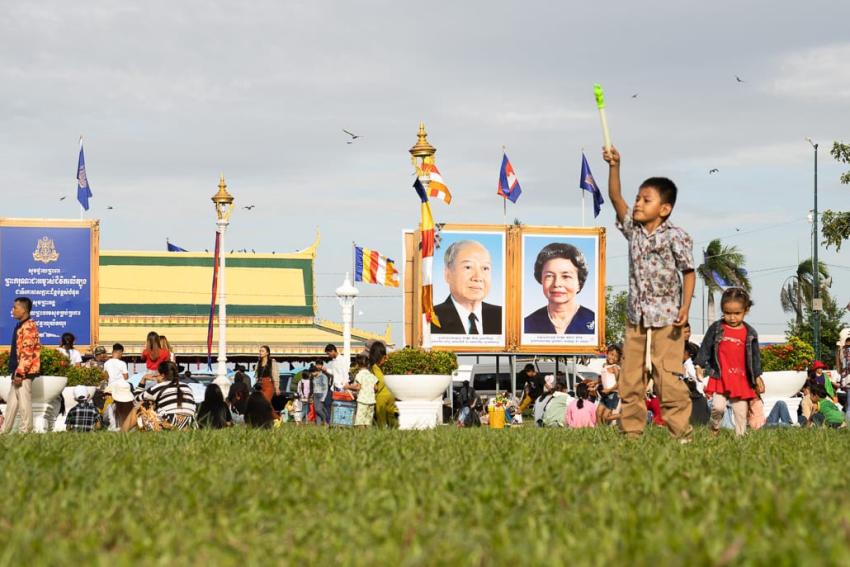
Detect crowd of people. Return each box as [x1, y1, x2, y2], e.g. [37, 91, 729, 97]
[453, 293, 850, 435]
[1, 299, 401, 432]
[2, 291, 849, 435]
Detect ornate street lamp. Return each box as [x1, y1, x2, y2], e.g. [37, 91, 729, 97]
[335, 273, 360, 376]
[212, 174, 235, 383]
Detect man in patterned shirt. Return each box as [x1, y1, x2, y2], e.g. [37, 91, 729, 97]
[3, 297, 40, 434]
[604, 147, 696, 441]
[65, 386, 102, 432]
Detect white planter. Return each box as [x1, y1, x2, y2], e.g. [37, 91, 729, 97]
[384, 374, 452, 401]
[384, 374, 452, 430]
[0, 375, 68, 433]
[762, 370, 807, 423]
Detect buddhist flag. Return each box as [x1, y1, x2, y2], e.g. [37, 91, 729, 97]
[414, 178, 440, 327]
[354, 245, 400, 287]
[497, 152, 522, 203]
[421, 162, 452, 204]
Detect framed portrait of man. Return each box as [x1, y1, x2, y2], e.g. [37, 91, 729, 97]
[518, 227, 605, 353]
[429, 225, 507, 350]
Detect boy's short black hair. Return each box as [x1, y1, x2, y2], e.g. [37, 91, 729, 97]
[324, 344, 337, 353]
[112, 343, 124, 352]
[640, 177, 678, 210]
[14, 297, 32, 313]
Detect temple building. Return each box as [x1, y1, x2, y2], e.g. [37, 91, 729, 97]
[97, 234, 390, 361]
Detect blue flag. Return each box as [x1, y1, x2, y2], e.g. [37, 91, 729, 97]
[76, 140, 93, 211]
[167, 240, 188, 252]
[580, 153, 604, 218]
[497, 153, 522, 203]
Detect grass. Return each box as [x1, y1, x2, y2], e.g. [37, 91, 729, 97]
[2, 426, 850, 566]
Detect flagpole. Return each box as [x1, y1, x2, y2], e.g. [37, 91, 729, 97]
[502, 145, 507, 226]
[79, 136, 84, 220]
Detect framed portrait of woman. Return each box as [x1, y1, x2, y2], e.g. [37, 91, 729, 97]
[516, 227, 606, 353]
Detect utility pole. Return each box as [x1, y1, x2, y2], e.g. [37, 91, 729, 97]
[806, 138, 821, 360]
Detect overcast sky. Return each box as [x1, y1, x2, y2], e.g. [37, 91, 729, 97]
[2, 1, 848, 344]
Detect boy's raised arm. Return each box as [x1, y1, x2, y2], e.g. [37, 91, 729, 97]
[603, 147, 628, 223]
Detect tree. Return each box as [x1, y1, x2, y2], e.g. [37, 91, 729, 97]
[605, 286, 628, 346]
[696, 239, 750, 323]
[786, 292, 848, 364]
[822, 142, 850, 251]
[779, 259, 830, 327]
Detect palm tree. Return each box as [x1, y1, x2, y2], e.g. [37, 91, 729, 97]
[780, 259, 830, 326]
[697, 239, 751, 324]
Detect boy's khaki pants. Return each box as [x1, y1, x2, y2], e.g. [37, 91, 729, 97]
[620, 323, 692, 439]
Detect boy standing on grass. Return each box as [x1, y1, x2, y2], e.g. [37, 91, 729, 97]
[604, 147, 696, 441]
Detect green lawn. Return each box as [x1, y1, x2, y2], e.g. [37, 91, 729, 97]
[1, 426, 849, 566]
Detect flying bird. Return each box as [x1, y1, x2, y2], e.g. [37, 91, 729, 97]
[735, 75, 745, 83]
[709, 169, 719, 174]
[106, 206, 114, 210]
[59, 196, 67, 201]
[243, 205, 255, 210]
[631, 93, 638, 98]
[343, 129, 362, 143]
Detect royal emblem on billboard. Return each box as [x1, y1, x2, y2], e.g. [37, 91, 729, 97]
[32, 236, 60, 264]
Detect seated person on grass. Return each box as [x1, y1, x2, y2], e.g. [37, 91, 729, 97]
[809, 385, 845, 429]
[65, 386, 103, 432]
[542, 379, 571, 428]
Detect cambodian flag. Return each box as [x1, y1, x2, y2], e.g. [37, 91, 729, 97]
[76, 138, 93, 211]
[497, 153, 522, 203]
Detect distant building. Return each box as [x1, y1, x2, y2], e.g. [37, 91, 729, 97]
[98, 236, 389, 359]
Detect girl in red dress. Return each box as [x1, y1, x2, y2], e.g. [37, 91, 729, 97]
[695, 288, 763, 436]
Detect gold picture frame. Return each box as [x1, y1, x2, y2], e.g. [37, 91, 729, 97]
[404, 223, 606, 354]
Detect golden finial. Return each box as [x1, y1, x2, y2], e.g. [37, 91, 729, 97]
[212, 173, 235, 221]
[212, 173, 234, 206]
[409, 121, 436, 159]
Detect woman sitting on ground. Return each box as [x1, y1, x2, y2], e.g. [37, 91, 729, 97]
[135, 361, 197, 430]
[244, 383, 275, 429]
[227, 371, 251, 416]
[542, 379, 571, 427]
[197, 384, 233, 429]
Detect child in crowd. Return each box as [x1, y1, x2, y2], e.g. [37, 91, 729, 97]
[297, 368, 313, 424]
[597, 344, 622, 425]
[345, 354, 378, 427]
[695, 288, 763, 437]
[566, 382, 596, 428]
[104, 343, 129, 385]
[809, 385, 845, 428]
[604, 146, 696, 441]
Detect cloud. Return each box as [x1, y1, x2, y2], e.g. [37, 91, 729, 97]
[771, 43, 850, 101]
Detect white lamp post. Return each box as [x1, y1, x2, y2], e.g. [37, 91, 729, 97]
[212, 174, 235, 383]
[335, 273, 359, 375]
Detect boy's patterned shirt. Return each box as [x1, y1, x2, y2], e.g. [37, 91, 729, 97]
[616, 209, 695, 328]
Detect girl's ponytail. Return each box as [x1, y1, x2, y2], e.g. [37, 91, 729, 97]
[576, 382, 589, 410]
